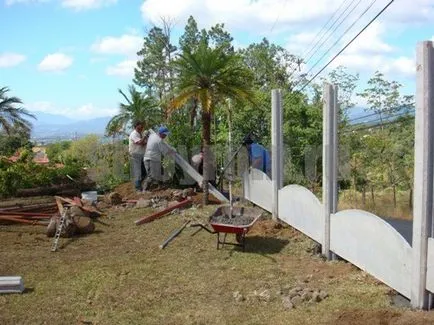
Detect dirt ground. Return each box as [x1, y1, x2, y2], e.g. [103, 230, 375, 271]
[1, 193, 434, 324]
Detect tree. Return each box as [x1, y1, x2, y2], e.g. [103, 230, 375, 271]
[105, 85, 160, 136]
[0, 87, 35, 135]
[134, 22, 177, 109]
[170, 42, 255, 204]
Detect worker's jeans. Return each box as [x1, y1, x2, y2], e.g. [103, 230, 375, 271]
[130, 153, 144, 190]
[143, 159, 162, 191]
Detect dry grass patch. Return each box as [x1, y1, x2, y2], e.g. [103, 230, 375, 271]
[0, 202, 432, 325]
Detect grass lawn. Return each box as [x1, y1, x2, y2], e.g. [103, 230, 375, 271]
[1, 201, 433, 325]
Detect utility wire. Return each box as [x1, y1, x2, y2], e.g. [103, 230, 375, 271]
[269, 0, 289, 34]
[341, 114, 414, 134]
[345, 107, 415, 124]
[287, 0, 358, 79]
[297, 0, 395, 93]
[300, 0, 378, 87]
[303, 0, 364, 67]
[301, 0, 353, 60]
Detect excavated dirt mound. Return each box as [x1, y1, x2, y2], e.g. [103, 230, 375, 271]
[330, 309, 434, 325]
[113, 182, 221, 205]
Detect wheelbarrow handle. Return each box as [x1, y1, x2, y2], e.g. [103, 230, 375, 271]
[189, 223, 216, 235]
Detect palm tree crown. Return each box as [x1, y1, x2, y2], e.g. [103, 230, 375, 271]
[106, 85, 160, 136]
[0, 87, 35, 135]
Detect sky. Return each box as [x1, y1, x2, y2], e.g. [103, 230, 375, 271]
[1, 0, 433, 121]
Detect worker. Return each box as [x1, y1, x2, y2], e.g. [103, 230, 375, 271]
[191, 148, 216, 189]
[142, 126, 175, 191]
[128, 121, 148, 192]
[242, 135, 271, 177]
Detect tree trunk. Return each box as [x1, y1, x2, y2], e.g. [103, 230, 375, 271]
[370, 185, 375, 207]
[362, 185, 366, 206]
[392, 184, 397, 208]
[202, 111, 212, 206]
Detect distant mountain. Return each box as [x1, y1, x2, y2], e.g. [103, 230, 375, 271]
[30, 111, 112, 140]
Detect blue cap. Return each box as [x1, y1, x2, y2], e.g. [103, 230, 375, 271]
[158, 126, 170, 135]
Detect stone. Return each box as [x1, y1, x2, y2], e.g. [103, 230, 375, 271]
[301, 290, 313, 302]
[108, 192, 123, 205]
[290, 295, 303, 306]
[319, 290, 329, 300]
[135, 199, 151, 209]
[233, 291, 245, 302]
[281, 296, 294, 310]
[258, 289, 271, 302]
[311, 291, 322, 303]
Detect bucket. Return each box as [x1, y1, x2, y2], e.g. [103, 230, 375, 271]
[81, 191, 97, 203]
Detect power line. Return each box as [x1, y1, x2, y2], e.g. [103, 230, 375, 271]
[297, 0, 395, 93]
[345, 107, 414, 124]
[287, 0, 358, 80]
[341, 113, 414, 134]
[301, 0, 353, 60]
[303, 0, 364, 67]
[301, 0, 378, 86]
[269, 0, 289, 34]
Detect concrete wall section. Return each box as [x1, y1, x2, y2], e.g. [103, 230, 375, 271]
[426, 238, 434, 293]
[331, 209, 412, 299]
[243, 168, 272, 212]
[278, 185, 323, 243]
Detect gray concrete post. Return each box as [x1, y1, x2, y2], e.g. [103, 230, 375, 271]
[272, 89, 283, 221]
[322, 83, 337, 259]
[411, 41, 434, 309]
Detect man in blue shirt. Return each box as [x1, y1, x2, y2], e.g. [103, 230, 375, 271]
[243, 135, 271, 177]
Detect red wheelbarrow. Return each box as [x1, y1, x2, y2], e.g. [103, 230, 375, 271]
[190, 206, 263, 251]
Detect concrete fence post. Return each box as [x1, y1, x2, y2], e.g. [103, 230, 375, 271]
[322, 83, 337, 260]
[272, 89, 283, 221]
[411, 40, 434, 309]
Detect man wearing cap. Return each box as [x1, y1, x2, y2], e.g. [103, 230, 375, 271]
[243, 135, 271, 177]
[129, 121, 148, 192]
[142, 126, 174, 191]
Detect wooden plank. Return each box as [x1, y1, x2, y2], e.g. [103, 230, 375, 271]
[135, 199, 192, 226]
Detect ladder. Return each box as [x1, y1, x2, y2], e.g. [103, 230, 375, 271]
[51, 208, 68, 252]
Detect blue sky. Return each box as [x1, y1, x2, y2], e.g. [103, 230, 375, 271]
[1, 0, 433, 120]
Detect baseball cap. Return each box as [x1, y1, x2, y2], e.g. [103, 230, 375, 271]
[158, 126, 170, 135]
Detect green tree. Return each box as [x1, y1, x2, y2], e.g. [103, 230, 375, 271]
[106, 85, 160, 136]
[134, 22, 177, 109]
[0, 87, 35, 134]
[170, 42, 255, 204]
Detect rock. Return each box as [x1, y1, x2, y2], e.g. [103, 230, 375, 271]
[301, 290, 313, 302]
[108, 192, 122, 205]
[319, 290, 329, 300]
[182, 188, 194, 197]
[311, 291, 322, 303]
[258, 289, 271, 302]
[288, 288, 300, 298]
[290, 295, 303, 306]
[233, 291, 245, 302]
[281, 296, 294, 310]
[135, 199, 151, 209]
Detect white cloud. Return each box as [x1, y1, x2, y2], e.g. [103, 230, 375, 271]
[38, 53, 73, 72]
[5, 0, 48, 5]
[0, 52, 26, 68]
[61, 0, 117, 10]
[28, 101, 117, 119]
[332, 54, 415, 77]
[106, 59, 136, 77]
[91, 34, 142, 56]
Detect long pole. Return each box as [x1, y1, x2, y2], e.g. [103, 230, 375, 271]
[227, 99, 233, 218]
[159, 220, 191, 249]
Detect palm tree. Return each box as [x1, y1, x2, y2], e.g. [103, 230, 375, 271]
[170, 42, 255, 204]
[106, 85, 160, 136]
[0, 87, 35, 135]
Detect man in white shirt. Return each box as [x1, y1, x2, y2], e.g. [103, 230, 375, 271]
[129, 121, 148, 191]
[142, 126, 174, 191]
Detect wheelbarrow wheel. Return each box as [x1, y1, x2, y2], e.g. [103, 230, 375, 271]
[235, 233, 243, 244]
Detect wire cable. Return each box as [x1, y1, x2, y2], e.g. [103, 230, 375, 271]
[297, 0, 395, 92]
[300, 0, 378, 87]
